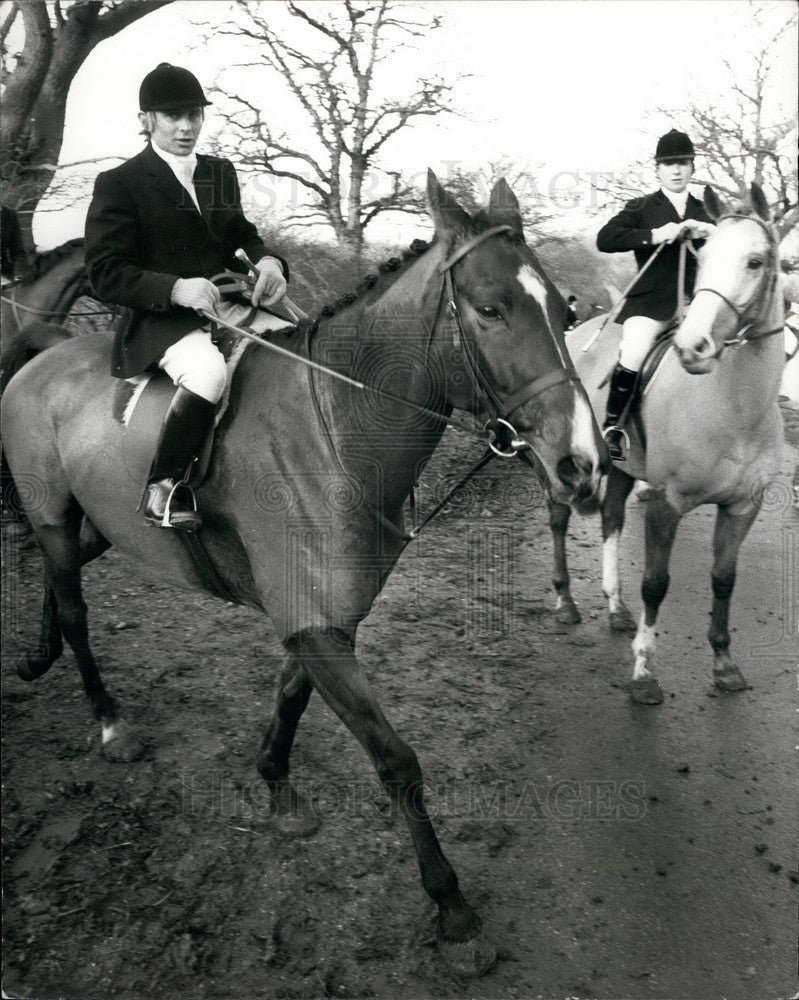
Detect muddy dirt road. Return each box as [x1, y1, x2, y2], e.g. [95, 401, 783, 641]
[2, 429, 796, 1000]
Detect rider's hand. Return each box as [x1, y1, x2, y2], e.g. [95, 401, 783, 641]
[651, 222, 683, 245]
[251, 257, 287, 308]
[679, 220, 715, 240]
[171, 277, 221, 315]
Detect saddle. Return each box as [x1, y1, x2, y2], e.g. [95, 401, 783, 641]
[116, 331, 247, 506]
[116, 278, 306, 507]
[601, 328, 676, 465]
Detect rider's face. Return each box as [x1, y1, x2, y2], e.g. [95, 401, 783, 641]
[657, 159, 693, 193]
[140, 108, 204, 156]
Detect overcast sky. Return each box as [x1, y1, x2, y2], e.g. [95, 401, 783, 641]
[27, 0, 799, 248]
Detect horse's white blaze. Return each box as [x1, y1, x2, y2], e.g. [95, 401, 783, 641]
[101, 722, 117, 744]
[632, 614, 657, 680]
[571, 392, 598, 463]
[516, 264, 570, 368]
[601, 531, 622, 612]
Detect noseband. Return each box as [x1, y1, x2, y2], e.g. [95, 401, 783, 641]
[690, 213, 783, 356]
[436, 225, 580, 456]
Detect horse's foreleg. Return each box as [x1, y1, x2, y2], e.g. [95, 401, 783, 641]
[287, 626, 496, 978]
[257, 653, 318, 835]
[35, 518, 142, 761]
[708, 503, 759, 693]
[548, 498, 580, 623]
[630, 496, 681, 705]
[600, 467, 636, 632]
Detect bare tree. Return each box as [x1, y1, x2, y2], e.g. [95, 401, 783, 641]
[1, 0, 174, 255]
[663, 5, 797, 239]
[585, 5, 796, 241]
[200, 0, 457, 259]
[436, 158, 568, 247]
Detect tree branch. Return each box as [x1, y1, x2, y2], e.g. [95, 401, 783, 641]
[91, 0, 174, 44]
[0, 1, 19, 46]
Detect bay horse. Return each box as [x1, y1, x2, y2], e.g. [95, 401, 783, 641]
[1, 234, 91, 390]
[2, 172, 607, 976]
[549, 184, 786, 705]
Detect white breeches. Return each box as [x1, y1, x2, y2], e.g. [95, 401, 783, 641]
[158, 299, 281, 404]
[619, 316, 672, 371]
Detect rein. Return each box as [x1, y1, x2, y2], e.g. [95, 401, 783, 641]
[0, 292, 117, 322]
[690, 212, 784, 356]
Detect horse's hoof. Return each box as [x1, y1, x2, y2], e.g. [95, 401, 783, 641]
[555, 601, 581, 625]
[609, 607, 636, 632]
[101, 721, 145, 762]
[713, 666, 747, 693]
[269, 807, 320, 838]
[629, 676, 664, 705]
[17, 652, 57, 682]
[438, 928, 497, 978]
[268, 783, 320, 837]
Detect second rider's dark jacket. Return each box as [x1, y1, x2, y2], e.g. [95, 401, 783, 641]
[596, 189, 711, 323]
[85, 142, 288, 378]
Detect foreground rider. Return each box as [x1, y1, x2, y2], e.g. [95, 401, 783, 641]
[596, 129, 714, 460]
[85, 63, 288, 529]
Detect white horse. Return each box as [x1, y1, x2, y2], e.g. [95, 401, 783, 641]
[549, 184, 786, 703]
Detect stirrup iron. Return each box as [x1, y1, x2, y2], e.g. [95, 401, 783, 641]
[162, 480, 200, 530]
[603, 424, 630, 462]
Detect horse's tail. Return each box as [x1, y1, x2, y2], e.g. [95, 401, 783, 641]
[1, 320, 72, 391]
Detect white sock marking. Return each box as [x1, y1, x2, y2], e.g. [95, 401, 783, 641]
[602, 531, 621, 612]
[632, 614, 657, 681]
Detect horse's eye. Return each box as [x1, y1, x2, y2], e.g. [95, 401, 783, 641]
[747, 258, 764, 271]
[476, 306, 502, 320]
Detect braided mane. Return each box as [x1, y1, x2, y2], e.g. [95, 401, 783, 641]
[309, 238, 431, 332]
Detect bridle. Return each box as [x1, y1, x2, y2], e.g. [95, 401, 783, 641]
[434, 224, 581, 457]
[214, 225, 583, 462]
[206, 224, 587, 539]
[689, 212, 783, 357]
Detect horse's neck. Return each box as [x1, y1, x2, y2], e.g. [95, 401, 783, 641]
[311, 248, 449, 499]
[18, 251, 86, 318]
[313, 247, 445, 409]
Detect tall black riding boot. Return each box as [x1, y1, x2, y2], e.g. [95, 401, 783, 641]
[143, 386, 217, 530]
[602, 363, 638, 461]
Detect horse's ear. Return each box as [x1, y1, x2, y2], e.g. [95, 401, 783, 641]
[487, 177, 524, 236]
[426, 169, 471, 239]
[749, 182, 771, 222]
[703, 185, 724, 221]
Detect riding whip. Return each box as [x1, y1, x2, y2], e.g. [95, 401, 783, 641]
[234, 249, 308, 324]
[582, 237, 673, 353]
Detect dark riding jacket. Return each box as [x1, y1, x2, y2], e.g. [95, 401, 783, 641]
[597, 189, 711, 323]
[85, 142, 288, 378]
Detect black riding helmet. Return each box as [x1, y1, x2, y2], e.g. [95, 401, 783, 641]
[655, 129, 695, 163]
[139, 63, 211, 112]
